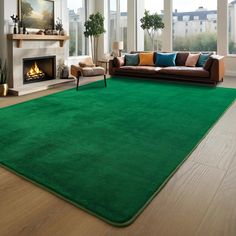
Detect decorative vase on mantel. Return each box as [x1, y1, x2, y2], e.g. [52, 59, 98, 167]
[10, 14, 19, 34]
[13, 23, 18, 34]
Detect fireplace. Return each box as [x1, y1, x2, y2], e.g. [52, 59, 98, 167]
[23, 56, 56, 84]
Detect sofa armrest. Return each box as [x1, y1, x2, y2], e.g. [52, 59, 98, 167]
[209, 55, 225, 82]
[71, 65, 82, 78]
[109, 57, 125, 75]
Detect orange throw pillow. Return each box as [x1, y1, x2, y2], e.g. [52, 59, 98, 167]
[185, 53, 201, 67]
[139, 53, 154, 66]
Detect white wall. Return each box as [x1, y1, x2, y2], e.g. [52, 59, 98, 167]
[163, 0, 172, 52]
[0, 0, 17, 61]
[127, 0, 137, 51]
[0, 0, 5, 60]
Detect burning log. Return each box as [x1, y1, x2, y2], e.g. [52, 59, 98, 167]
[26, 62, 45, 81]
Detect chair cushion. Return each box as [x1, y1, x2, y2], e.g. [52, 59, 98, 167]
[79, 57, 95, 67]
[139, 52, 154, 66]
[81, 66, 105, 77]
[79, 62, 95, 68]
[155, 52, 177, 67]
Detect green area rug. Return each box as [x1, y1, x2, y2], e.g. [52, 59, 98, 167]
[0, 77, 236, 226]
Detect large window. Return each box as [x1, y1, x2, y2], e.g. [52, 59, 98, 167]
[68, 0, 87, 56]
[108, 0, 128, 52]
[143, 0, 164, 51]
[228, 0, 236, 54]
[172, 0, 217, 52]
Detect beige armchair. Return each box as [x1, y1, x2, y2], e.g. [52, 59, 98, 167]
[70, 57, 107, 91]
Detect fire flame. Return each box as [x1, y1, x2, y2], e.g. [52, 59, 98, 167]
[27, 62, 44, 77]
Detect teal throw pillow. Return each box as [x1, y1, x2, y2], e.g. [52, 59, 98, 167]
[125, 54, 139, 66]
[197, 54, 210, 67]
[155, 52, 177, 67]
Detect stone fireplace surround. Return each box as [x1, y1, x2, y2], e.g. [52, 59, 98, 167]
[7, 39, 74, 96]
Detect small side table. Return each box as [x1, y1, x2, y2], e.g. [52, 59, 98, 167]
[97, 60, 109, 74]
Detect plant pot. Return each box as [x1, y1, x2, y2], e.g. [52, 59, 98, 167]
[0, 84, 8, 97]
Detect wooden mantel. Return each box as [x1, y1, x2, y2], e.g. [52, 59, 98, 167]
[7, 34, 69, 48]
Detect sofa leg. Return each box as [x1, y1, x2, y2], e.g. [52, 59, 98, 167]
[76, 76, 80, 91]
[104, 74, 107, 87]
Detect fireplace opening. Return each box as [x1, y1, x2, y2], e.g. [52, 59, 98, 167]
[23, 56, 56, 84]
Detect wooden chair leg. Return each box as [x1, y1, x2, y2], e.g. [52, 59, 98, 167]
[76, 76, 80, 91]
[104, 74, 107, 87]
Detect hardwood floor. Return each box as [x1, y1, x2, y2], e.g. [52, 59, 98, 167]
[1, 77, 236, 236]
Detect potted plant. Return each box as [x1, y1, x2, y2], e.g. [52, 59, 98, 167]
[10, 14, 19, 34]
[140, 10, 164, 50]
[55, 17, 66, 35]
[0, 59, 8, 97]
[84, 12, 106, 64]
[55, 17, 63, 35]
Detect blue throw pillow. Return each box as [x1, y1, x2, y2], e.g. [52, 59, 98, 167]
[155, 52, 177, 67]
[125, 54, 139, 66]
[197, 54, 210, 67]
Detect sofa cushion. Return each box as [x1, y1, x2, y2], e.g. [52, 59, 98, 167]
[176, 52, 190, 66]
[185, 53, 201, 67]
[203, 57, 214, 71]
[159, 66, 209, 78]
[197, 54, 210, 67]
[119, 66, 160, 74]
[155, 52, 177, 67]
[125, 54, 139, 66]
[139, 53, 154, 66]
[114, 57, 125, 67]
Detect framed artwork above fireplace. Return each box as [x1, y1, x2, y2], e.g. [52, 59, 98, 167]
[19, 0, 54, 30]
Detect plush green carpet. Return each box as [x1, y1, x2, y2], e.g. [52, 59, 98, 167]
[0, 77, 236, 226]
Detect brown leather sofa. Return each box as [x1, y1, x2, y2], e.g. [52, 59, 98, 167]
[109, 52, 225, 85]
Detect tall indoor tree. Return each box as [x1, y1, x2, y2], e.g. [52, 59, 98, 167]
[140, 10, 165, 50]
[84, 12, 106, 64]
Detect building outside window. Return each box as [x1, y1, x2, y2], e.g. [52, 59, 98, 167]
[108, 0, 128, 53]
[68, 0, 87, 56]
[228, 0, 236, 54]
[172, 1, 217, 52]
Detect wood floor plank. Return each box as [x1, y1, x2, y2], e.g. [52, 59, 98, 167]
[0, 168, 109, 236]
[188, 102, 236, 171]
[195, 155, 236, 236]
[105, 161, 225, 236]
